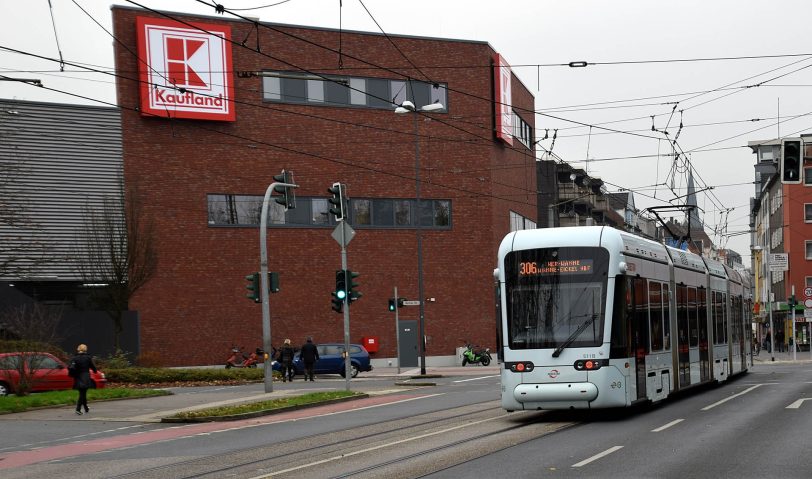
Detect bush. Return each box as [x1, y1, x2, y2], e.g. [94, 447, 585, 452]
[105, 367, 266, 384]
[94, 349, 132, 370]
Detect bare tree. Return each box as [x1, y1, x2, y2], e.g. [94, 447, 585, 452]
[0, 155, 49, 278]
[0, 302, 64, 345]
[75, 179, 157, 350]
[0, 304, 65, 396]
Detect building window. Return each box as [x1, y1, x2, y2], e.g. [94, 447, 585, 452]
[509, 211, 536, 232]
[805, 167, 812, 185]
[207, 194, 451, 229]
[806, 204, 812, 222]
[806, 276, 812, 288]
[807, 240, 812, 260]
[512, 113, 533, 149]
[263, 71, 447, 111]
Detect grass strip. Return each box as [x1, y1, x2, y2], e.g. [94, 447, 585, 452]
[166, 390, 363, 420]
[0, 388, 170, 414]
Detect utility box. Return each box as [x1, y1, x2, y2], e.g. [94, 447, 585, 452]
[361, 336, 379, 353]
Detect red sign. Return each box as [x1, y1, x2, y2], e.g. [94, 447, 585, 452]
[493, 53, 513, 145]
[136, 17, 235, 121]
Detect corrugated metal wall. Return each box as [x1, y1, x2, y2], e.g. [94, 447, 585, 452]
[0, 99, 122, 281]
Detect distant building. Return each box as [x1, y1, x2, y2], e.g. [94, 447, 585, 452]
[749, 137, 812, 352]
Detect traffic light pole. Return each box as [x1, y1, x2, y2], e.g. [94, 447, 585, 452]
[259, 178, 297, 393]
[339, 228, 352, 392]
[394, 286, 401, 374]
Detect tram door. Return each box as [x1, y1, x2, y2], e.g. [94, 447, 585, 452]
[629, 278, 649, 400]
[677, 285, 690, 388]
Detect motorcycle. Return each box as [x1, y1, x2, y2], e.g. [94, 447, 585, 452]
[461, 343, 492, 366]
[225, 346, 264, 368]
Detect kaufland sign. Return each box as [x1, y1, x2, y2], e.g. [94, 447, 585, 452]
[136, 17, 235, 121]
[493, 53, 513, 146]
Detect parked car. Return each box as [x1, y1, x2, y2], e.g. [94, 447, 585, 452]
[272, 343, 373, 378]
[0, 352, 107, 396]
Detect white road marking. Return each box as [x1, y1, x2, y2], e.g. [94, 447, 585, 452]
[571, 446, 624, 467]
[453, 375, 499, 383]
[786, 398, 812, 409]
[651, 419, 684, 432]
[246, 414, 503, 478]
[701, 384, 763, 411]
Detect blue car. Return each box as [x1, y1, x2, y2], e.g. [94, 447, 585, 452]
[273, 343, 373, 378]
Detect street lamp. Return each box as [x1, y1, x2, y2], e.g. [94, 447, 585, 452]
[395, 97, 444, 376]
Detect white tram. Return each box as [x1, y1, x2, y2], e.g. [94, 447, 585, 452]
[497, 226, 752, 411]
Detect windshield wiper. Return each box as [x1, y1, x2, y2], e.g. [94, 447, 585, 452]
[552, 314, 597, 358]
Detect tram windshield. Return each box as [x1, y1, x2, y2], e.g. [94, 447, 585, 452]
[504, 247, 609, 350]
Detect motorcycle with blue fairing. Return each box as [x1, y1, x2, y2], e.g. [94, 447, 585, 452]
[461, 343, 492, 366]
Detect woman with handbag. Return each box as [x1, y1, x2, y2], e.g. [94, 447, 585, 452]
[69, 344, 97, 415]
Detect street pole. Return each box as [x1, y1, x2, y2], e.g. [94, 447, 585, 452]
[258, 177, 297, 393]
[767, 251, 775, 362]
[340, 226, 351, 392]
[413, 109, 427, 375]
[792, 285, 797, 361]
[394, 286, 401, 375]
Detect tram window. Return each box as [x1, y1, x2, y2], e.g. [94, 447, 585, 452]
[677, 285, 688, 347]
[697, 288, 708, 348]
[649, 282, 664, 351]
[663, 286, 671, 350]
[688, 287, 698, 347]
[722, 293, 729, 343]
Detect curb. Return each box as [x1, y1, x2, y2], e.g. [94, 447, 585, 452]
[160, 393, 370, 423]
[394, 382, 436, 387]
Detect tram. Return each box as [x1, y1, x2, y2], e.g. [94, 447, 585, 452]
[496, 226, 752, 411]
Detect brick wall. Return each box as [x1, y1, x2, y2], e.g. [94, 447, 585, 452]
[112, 6, 536, 365]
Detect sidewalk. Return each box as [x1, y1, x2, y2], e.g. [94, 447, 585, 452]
[0, 365, 500, 423]
[752, 347, 812, 364]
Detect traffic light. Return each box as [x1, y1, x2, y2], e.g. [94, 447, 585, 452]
[397, 298, 405, 308]
[332, 270, 347, 313]
[245, 272, 260, 303]
[347, 270, 361, 303]
[789, 295, 797, 308]
[268, 271, 280, 293]
[327, 182, 348, 221]
[782, 140, 801, 184]
[273, 170, 296, 210]
[388, 298, 396, 311]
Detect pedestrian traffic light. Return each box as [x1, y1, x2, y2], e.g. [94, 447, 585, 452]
[273, 170, 296, 210]
[782, 139, 801, 184]
[327, 182, 348, 221]
[332, 269, 347, 313]
[397, 297, 405, 308]
[388, 298, 396, 311]
[245, 272, 260, 303]
[789, 295, 797, 308]
[347, 270, 361, 303]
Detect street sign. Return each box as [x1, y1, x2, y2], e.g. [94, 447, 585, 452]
[769, 253, 788, 272]
[805, 298, 812, 309]
[805, 309, 812, 320]
[805, 287, 812, 297]
[401, 300, 421, 306]
[331, 222, 356, 247]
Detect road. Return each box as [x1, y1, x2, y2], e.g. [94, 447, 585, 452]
[1, 362, 811, 478]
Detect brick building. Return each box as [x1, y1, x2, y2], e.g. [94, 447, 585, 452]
[111, 6, 536, 366]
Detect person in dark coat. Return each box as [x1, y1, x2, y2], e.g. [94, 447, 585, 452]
[299, 337, 320, 381]
[277, 339, 296, 382]
[70, 344, 97, 415]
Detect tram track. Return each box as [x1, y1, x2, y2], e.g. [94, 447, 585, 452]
[103, 400, 506, 479]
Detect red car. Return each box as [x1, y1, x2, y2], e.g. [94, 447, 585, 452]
[0, 352, 107, 396]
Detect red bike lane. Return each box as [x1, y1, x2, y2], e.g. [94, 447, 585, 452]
[0, 393, 432, 469]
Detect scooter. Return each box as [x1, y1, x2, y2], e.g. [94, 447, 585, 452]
[461, 343, 492, 366]
[225, 347, 264, 368]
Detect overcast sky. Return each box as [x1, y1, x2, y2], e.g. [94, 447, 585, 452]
[4, 0, 812, 260]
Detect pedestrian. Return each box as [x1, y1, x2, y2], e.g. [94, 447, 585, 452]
[278, 339, 296, 382]
[69, 344, 97, 415]
[299, 337, 320, 382]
